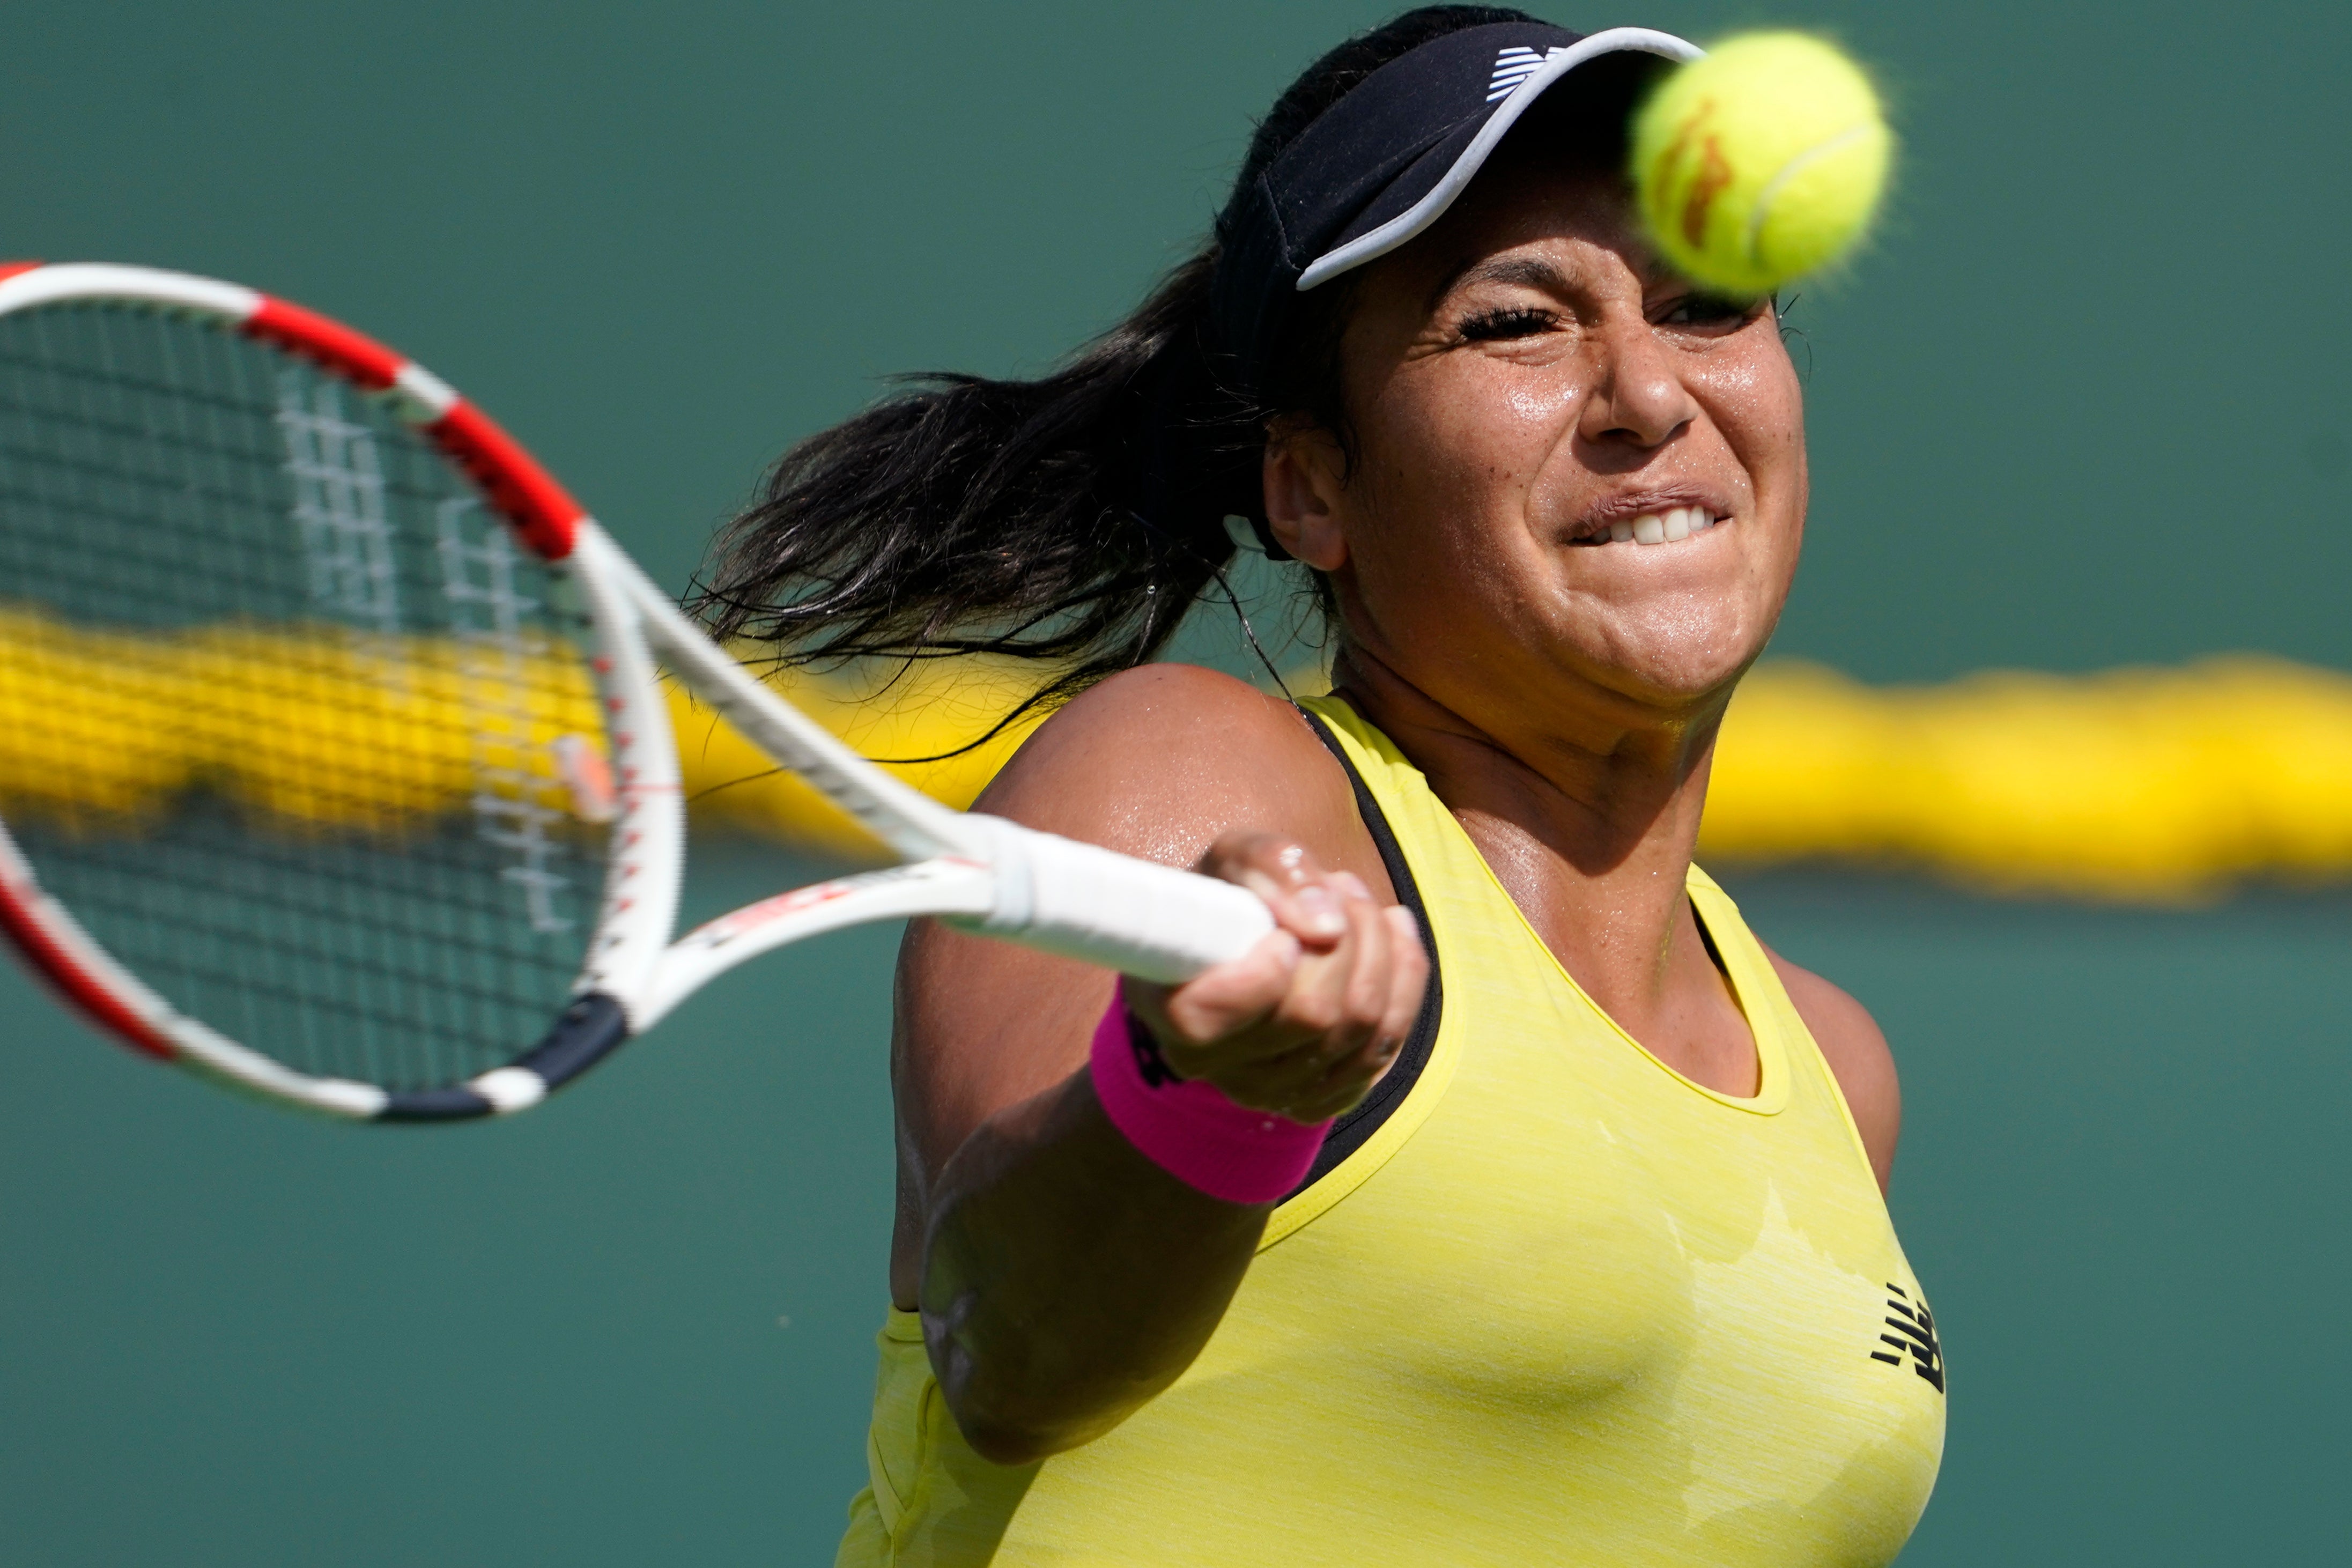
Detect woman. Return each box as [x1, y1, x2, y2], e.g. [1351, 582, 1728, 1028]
[705, 9, 1944, 1564]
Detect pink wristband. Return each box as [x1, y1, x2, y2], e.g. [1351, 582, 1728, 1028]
[1088, 983, 1332, 1205]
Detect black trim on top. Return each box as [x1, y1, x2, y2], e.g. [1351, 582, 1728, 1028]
[376, 992, 631, 1122]
[1286, 708, 1444, 1197]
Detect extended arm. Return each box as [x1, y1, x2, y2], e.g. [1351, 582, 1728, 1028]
[890, 669, 1425, 1464]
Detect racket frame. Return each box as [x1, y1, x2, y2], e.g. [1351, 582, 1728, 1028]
[0, 263, 1273, 1121]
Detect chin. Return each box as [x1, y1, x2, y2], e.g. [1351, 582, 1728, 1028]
[1571, 605, 1776, 711]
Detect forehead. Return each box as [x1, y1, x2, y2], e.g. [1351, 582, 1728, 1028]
[1361, 159, 1653, 308]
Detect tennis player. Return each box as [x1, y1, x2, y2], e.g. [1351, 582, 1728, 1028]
[704, 8, 1944, 1563]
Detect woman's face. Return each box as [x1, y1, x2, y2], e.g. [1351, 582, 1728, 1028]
[1268, 150, 1807, 743]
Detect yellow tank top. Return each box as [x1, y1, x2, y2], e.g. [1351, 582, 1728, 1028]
[839, 696, 1946, 1566]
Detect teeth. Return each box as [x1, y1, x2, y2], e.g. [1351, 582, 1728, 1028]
[1597, 507, 1721, 546]
[1610, 506, 1719, 545]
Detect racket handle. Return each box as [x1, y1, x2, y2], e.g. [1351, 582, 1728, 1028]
[967, 818, 1277, 984]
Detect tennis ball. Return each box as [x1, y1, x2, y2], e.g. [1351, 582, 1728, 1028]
[1630, 32, 1891, 297]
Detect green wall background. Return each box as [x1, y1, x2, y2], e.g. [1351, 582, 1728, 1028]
[3, 2, 2346, 1563]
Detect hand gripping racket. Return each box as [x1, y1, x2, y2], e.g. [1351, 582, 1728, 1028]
[0, 263, 1273, 1121]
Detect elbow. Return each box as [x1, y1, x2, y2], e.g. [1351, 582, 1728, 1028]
[944, 1381, 1124, 1467]
[932, 1341, 1131, 1467]
[951, 1410, 1065, 1469]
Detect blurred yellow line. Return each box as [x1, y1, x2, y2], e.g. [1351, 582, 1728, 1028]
[0, 606, 1041, 861]
[8, 605, 2349, 900]
[1705, 657, 2352, 899]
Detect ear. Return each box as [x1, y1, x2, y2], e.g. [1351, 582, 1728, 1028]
[1262, 419, 1349, 572]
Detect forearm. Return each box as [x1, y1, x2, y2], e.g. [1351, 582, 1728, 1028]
[919, 1066, 1268, 1466]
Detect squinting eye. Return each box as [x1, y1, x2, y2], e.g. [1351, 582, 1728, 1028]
[1656, 293, 1761, 329]
[1458, 306, 1557, 342]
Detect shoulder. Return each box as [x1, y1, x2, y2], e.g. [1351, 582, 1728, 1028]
[977, 665, 1377, 883]
[983, 663, 1321, 802]
[1758, 943, 1902, 1192]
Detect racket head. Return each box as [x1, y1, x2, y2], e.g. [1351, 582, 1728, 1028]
[0, 263, 647, 1119]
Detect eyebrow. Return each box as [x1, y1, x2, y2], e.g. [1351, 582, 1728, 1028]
[1425, 254, 1573, 314]
[1422, 247, 1692, 318]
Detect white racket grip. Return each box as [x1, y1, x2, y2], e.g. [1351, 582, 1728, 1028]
[965, 817, 1276, 983]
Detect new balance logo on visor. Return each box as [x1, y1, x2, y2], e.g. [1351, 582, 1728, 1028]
[1488, 44, 1569, 101]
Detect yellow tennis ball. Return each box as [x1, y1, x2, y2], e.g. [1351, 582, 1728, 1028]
[1630, 32, 1891, 296]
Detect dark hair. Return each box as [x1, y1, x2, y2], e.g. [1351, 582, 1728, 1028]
[694, 8, 1544, 743]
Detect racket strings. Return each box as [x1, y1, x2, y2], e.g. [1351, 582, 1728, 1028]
[0, 305, 609, 1091]
[48, 819, 581, 1090]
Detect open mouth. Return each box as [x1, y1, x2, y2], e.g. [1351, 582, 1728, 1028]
[1573, 506, 1723, 546]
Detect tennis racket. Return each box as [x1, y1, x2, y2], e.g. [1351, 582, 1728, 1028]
[0, 262, 1273, 1121]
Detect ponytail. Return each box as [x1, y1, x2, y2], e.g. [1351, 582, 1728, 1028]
[694, 249, 1254, 737]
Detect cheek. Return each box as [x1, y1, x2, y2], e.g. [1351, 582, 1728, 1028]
[1504, 375, 1574, 428]
[1359, 365, 1581, 541]
[1695, 345, 1806, 489]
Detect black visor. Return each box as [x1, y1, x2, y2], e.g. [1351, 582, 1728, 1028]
[1209, 22, 1700, 407]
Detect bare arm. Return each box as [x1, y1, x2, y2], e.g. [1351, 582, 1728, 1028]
[1762, 945, 1901, 1192]
[892, 667, 1427, 1464]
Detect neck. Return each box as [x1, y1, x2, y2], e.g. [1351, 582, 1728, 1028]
[1330, 642, 1740, 1058]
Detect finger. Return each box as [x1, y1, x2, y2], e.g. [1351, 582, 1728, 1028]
[1275, 897, 1363, 1046]
[1298, 1017, 1411, 1118]
[1279, 908, 1425, 1120]
[1195, 943, 1401, 1119]
[1373, 905, 1428, 1048]
[1135, 926, 1303, 1049]
[1205, 901, 1377, 1103]
[1333, 888, 1397, 1047]
[1200, 833, 1348, 945]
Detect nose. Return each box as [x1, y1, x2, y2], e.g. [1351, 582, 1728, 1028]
[1576, 312, 1699, 452]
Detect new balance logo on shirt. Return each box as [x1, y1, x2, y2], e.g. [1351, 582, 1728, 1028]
[1871, 1282, 1945, 1392]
